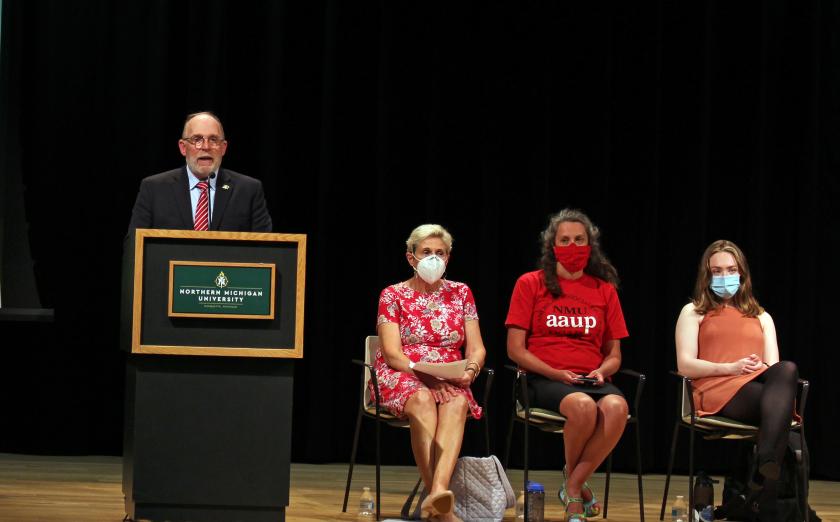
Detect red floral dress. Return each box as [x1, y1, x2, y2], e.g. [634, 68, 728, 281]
[373, 280, 483, 419]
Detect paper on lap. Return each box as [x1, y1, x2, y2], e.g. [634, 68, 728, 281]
[412, 360, 468, 379]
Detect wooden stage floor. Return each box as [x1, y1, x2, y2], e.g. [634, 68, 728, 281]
[1, 453, 838, 521]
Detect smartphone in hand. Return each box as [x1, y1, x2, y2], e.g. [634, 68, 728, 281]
[575, 376, 599, 386]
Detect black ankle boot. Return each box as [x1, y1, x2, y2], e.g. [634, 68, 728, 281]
[756, 499, 780, 522]
[748, 480, 780, 522]
[749, 457, 780, 491]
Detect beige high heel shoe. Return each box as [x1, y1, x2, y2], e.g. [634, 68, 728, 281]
[420, 490, 454, 519]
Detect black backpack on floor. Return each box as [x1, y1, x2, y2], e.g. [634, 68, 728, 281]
[713, 433, 819, 522]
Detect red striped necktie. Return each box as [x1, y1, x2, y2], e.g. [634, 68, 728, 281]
[194, 180, 210, 231]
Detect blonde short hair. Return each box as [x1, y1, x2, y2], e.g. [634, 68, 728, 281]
[405, 224, 453, 254]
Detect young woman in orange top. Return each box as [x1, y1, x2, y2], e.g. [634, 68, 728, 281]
[675, 240, 799, 519]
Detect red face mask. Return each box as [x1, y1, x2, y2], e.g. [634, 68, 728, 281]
[553, 244, 591, 273]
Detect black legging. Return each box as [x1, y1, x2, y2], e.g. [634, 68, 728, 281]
[718, 360, 799, 465]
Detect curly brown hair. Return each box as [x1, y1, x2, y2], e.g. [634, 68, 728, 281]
[539, 208, 619, 297]
[691, 239, 764, 317]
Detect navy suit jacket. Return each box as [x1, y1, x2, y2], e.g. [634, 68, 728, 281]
[127, 167, 273, 233]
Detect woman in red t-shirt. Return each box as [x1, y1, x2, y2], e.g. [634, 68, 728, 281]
[506, 209, 628, 522]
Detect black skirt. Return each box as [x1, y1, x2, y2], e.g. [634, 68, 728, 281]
[525, 374, 625, 411]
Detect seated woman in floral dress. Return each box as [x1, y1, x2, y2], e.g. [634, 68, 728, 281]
[374, 224, 487, 522]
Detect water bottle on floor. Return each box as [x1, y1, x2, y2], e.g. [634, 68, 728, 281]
[358, 486, 375, 521]
[693, 471, 718, 522]
[670, 494, 687, 522]
[526, 481, 545, 522]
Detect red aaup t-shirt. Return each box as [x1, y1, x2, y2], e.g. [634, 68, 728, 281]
[505, 270, 628, 374]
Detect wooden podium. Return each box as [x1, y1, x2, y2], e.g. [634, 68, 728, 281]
[120, 229, 306, 522]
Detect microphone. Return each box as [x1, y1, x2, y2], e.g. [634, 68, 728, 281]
[208, 172, 216, 227]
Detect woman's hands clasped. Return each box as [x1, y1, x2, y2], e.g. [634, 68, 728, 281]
[428, 380, 464, 403]
[414, 370, 471, 404]
[730, 353, 765, 375]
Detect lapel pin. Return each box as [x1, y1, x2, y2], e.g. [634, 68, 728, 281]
[222, 184, 231, 190]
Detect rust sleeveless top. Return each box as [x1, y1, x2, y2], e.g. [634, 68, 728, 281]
[692, 306, 767, 416]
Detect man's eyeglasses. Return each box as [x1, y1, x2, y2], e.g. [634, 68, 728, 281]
[181, 135, 225, 149]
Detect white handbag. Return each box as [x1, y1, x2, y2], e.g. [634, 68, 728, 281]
[450, 455, 516, 522]
[403, 455, 515, 522]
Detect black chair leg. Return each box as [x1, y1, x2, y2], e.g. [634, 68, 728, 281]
[484, 409, 491, 457]
[800, 429, 810, 522]
[342, 406, 364, 512]
[523, 421, 530, 521]
[604, 452, 612, 518]
[504, 413, 515, 469]
[688, 427, 695, 522]
[401, 478, 423, 520]
[375, 420, 381, 521]
[660, 421, 680, 520]
[635, 419, 645, 522]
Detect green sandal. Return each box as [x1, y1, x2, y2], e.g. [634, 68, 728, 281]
[580, 482, 601, 516]
[563, 496, 588, 522]
[559, 468, 601, 517]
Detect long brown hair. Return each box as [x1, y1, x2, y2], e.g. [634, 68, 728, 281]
[692, 239, 764, 317]
[539, 208, 619, 297]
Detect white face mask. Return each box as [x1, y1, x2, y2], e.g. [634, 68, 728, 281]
[414, 254, 446, 284]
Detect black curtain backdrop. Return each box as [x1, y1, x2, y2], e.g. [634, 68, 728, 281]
[2, 1, 839, 480]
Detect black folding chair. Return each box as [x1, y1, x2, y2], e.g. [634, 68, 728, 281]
[342, 335, 494, 520]
[659, 371, 810, 522]
[503, 366, 646, 521]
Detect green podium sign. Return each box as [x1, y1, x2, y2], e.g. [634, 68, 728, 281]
[168, 261, 275, 319]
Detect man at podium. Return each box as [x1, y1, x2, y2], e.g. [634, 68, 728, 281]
[127, 111, 273, 233]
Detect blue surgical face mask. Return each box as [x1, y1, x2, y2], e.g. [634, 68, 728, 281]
[710, 274, 740, 299]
